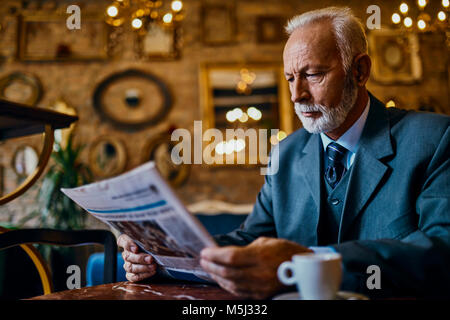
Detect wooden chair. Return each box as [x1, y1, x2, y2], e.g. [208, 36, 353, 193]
[0, 227, 117, 295]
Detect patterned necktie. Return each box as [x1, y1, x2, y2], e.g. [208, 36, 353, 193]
[325, 142, 348, 189]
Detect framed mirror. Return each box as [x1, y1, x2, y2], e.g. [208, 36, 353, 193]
[88, 136, 127, 178]
[141, 131, 190, 187]
[0, 71, 43, 106]
[93, 69, 172, 130]
[11, 145, 39, 178]
[368, 29, 422, 84]
[201, 3, 237, 46]
[135, 23, 180, 60]
[199, 62, 294, 166]
[18, 14, 110, 61]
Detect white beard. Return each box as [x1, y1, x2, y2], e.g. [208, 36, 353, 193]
[294, 75, 358, 134]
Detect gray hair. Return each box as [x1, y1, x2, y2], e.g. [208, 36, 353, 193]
[285, 7, 368, 73]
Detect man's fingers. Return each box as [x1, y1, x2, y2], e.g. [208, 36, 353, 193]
[122, 251, 154, 265]
[208, 273, 253, 298]
[200, 259, 245, 280]
[200, 246, 254, 267]
[126, 271, 155, 282]
[117, 234, 138, 253]
[123, 262, 156, 274]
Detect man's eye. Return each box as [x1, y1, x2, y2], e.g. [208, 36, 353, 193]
[306, 73, 322, 77]
[286, 77, 294, 82]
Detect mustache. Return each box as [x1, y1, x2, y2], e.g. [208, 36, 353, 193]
[294, 103, 326, 113]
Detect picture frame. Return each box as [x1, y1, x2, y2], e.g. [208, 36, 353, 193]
[256, 16, 287, 44]
[368, 28, 422, 84]
[17, 14, 110, 62]
[199, 62, 294, 166]
[141, 131, 190, 188]
[0, 71, 43, 106]
[11, 144, 39, 178]
[136, 23, 180, 60]
[201, 4, 237, 46]
[88, 136, 127, 179]
[92, 69, 172, 130]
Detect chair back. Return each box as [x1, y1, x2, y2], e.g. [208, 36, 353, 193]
[0, 227, 117, 295]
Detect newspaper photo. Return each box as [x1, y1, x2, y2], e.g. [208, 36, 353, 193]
[61, 161, 218, 283]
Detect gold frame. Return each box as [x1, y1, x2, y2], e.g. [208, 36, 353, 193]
[11, 144, 39, 178]
[17, 14, 110, 62]
[0, 71, 43, 106]
[88, 136, 128, 179]
[199, 62, 293, 167]
[256, 16, 287, 44]
[200, 62, 293, 134]
[141, 131, 190, 187]
[201, 3, 237, 46]
[368, 28, 422, 85]
[135, 23, 180, 60]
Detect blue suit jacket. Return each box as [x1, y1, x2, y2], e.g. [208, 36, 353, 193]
[216, 93, 450, 298]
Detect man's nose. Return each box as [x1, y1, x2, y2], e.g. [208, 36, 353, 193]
[291, 78, 310, 103]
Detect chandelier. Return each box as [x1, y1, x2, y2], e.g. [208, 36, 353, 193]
[105, 0, 185, 30]
[390, 0, 448, 31]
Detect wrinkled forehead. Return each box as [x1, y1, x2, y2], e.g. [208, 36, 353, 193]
[283, 21, 341, 70]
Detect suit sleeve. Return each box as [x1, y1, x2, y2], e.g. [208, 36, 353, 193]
[214, 151, 278, 246]
[332, 125, 450, 298]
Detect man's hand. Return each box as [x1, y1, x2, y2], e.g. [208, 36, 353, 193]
[117, 234, 157, 282]
[200, 237, 312, 299]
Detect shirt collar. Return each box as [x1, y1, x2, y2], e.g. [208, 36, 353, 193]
[320, 96, 371, 154]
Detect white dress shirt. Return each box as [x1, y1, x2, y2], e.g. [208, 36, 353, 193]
[320, 97, 371, 170]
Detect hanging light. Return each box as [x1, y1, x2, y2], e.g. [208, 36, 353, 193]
[438, 11, 447, 22]
[417, 19, 426, 30]
[163, 12, 173, 24]
[443, 0, 449, 8]
[105, 0, 186, 30]
[131, 18, 143, 29]
[400, 3, 409, 14]
[107, 5, 119, 17]
[404, 17, 413, 27]
[392, 13, 401, 24]
[417, 0, 427, 9]
[171, 0, 183, 12]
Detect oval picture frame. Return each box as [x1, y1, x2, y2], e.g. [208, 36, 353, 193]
[141, 132, 190, 187]
[88, 136, 128, 178]
[92, 69, 172, 130]
[11, 144, 39, 178]
[0, 71, 43, 106]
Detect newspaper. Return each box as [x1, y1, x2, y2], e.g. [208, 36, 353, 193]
[61, 161, 217, 283]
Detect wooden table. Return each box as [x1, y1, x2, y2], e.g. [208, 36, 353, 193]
[30, 281, 242, 300]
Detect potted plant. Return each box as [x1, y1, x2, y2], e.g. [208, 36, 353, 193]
[20, 133, 93, 291]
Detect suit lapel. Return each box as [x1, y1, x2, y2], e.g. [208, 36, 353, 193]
[297, 133, 322, 244]
[338, 94, 394, 242]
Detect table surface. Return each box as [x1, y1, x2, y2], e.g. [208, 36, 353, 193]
[0, 98, 78, 140]
[30, 281, 242, 300]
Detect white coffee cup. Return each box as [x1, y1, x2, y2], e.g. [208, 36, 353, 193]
[277, 252, 342, 300]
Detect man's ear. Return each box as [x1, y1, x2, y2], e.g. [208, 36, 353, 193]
[352, 53, 371, 87]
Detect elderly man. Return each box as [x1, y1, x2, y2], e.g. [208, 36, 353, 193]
[118, 7, 450, 299]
